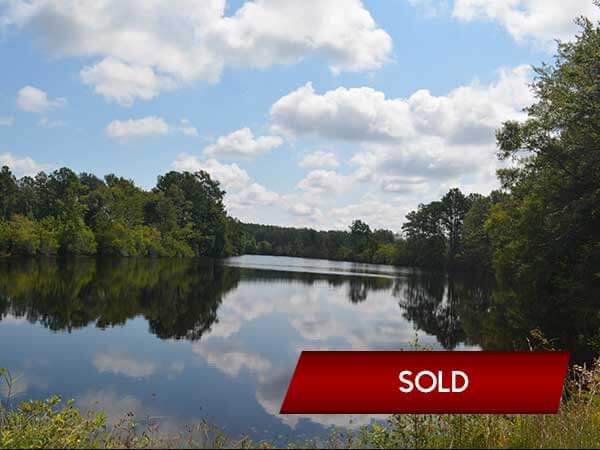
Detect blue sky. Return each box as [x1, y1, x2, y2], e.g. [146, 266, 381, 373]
[1, 0, 598, 230]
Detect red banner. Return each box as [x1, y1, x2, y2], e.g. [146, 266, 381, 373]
[280, 351, 569, 414]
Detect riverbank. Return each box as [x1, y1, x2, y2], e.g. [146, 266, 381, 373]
[2, 360, 600, 449]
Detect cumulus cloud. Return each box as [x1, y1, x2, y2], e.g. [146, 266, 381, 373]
[296, 169, 355, 195]
[271, 66, 532, 145]
[0, 152, 55, 177]
[171, 154, 250, 189]
[16, 85, 65, 113]
[228, 182, 280, 206]
[327, 195, 410, 230]
[80, 57, 176, 107]
[283, 200, 323, 218]
[105, 116, 169, 140]
[380, 175, 427, 194]
[2, 0, 392, 104]
[271, 82, 413, 142]
[179, 119, 199, 137]
[299, 151, 339, 168]
[452, 0, 600, 48]
[204, 127, 283, 157]
[272, 66, 532, 202]
[173, 64, 532, 230]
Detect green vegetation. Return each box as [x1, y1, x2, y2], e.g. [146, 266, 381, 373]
[240, 220, 398, 264]
[3, 358, 600, 449]
[0, 168, 243, 258]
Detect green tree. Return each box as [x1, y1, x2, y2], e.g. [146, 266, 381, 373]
[490, 13, 600, 303]
[350, 219, 374, 260]
[0, 166, 17, 219]
[1, 215, 40, 255]
[439, 188, 471, 263]
[402, 202, 446, 268]
[155, 171, 229, 256]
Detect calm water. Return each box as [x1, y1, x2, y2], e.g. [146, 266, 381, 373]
[0, 255, 597, 441]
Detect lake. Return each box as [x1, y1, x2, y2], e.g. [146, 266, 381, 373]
[0, 255, 597, 442]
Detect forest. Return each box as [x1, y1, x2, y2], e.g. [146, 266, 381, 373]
[0, 168, 246, 258]
[1, 15, 600, 309]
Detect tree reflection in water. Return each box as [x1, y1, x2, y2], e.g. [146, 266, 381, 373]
[0, 258, 599, 363]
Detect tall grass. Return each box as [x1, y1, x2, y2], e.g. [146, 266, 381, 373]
[2, 360, 600, 449]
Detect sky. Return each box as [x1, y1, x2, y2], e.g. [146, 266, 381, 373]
[1, 0, 599, 231]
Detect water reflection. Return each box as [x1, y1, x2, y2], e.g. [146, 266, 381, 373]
[0, 258, 235, 340]
[0, 255, 598, 440]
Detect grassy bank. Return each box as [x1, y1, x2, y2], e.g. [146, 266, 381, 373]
[2, 360, 600, 449]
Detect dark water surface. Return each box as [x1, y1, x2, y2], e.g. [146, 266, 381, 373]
[0, 255, 597, 441]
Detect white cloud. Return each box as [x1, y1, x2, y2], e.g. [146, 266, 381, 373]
[327, 195, 410, 230]
[179, 119, 199, 137]
[296, 169, 353, 194]
[380, 175, 427, 194]
[80, 57, 176, 107]
[273, 66, 532, 202]
[0, 117, 14, 126]
[3, 0, 392, 104]
[0, 152, 54, 177]
[16, 85, 65, 113]
[284, 200, 323, 218]
[271, 82, 413, 142]
[299, 150, 339, 168]
[106, 116, 169, 140]
[271, 66, 532, 146]
[171, 154, 250, 190]
[228, 182, 280, 206]
[452, 0, 600, 48]
[204, 127, 283, 157]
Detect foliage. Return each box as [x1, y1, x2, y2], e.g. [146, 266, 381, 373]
[0, 167, 238, 258]
[488, 15, 600, 306]
[353, 357, 600, 449]
[0, 394, 122, 449]
[0, 390, 255, 449]
[241, 221, 400, 265]
[4, 359, 600, 448]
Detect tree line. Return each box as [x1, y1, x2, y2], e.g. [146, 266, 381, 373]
[0, 167, 245, 258]
[241, 187, 502, 271]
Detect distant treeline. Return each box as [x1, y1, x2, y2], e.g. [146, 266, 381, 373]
[0, 163, 497, 271]
[0, 167, 246, 258]
[241, 188, 501, 271]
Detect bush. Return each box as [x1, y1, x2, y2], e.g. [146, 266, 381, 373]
[4, 360, 600, 448]
[37, 219, 60, 256]
[1, 215, 40, 256]
[373, 243, 397, 265]
[58, 218, 97, 255]
[161, 234, 195, 257]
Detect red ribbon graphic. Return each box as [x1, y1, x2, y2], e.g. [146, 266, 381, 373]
[280, 351, 569, 414]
